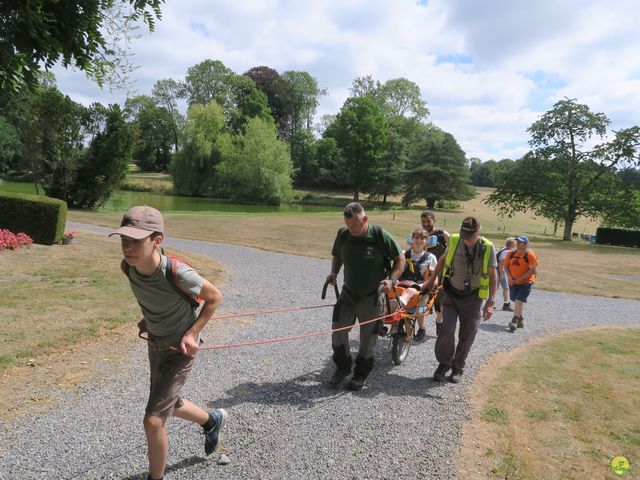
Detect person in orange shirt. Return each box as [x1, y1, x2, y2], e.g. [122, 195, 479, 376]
[504, 235, 538, 331]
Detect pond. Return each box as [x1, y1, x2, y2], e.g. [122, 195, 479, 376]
[0, 181, 342, 214]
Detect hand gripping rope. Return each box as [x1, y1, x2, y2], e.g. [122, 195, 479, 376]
[138, 281, 440, 351]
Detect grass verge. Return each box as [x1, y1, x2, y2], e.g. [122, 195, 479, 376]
[458, 327, 640, 480]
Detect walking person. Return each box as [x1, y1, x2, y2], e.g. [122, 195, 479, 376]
[407, 210, 450, 328]
[504, 235, 538, 332]
[497, 237, 516, 311]
[326, 202, 405, 390]
[422, 216, 498, 383]
[110, 206, 228, 480]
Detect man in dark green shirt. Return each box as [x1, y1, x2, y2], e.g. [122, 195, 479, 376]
[326, 202, 405, 390]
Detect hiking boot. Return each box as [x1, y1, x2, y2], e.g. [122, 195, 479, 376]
[328, 368, 351, 387]
[517, 316, 524, 328]
[432, 363, 450, 382]
[346, 373, 367, 390]
[509, 316, 518, 332]
[203, 408, 228, 456]
[502, 303, 513, 311]
[448, 370, 463, 383]
[414, 328, 426, 341]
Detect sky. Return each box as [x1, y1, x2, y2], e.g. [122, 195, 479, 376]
[53, 0, 640, 161]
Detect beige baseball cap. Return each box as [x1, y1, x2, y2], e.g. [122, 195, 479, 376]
[109, 205, 164, 239]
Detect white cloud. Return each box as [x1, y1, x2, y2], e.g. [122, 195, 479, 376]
[52, 0, 640, 159]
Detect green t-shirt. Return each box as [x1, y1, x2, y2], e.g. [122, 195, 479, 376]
[126, 255, 204, 345]
[331, 225, 402, 296]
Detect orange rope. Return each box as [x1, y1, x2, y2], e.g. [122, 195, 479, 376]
[208, 303, 333, 320]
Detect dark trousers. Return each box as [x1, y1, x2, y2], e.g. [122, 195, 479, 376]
[331, 290, 382, 377]
[434, 289, 482, 373]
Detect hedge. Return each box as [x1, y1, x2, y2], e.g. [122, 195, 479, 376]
[0, 192, 67, 245]
[596, 227, 640, 248]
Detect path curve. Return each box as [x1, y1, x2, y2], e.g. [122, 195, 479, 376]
[1, 223, 638, 480]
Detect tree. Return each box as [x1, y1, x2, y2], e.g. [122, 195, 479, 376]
[314, 137, 345, 188]
[171, 102, 232, 196]
[487, 98, 640, 240]
[289, 129, 318, 186]
[152, 78, 185, 149]
[0, 0, 163, 95]
[469, 158, 498, 187]
[70, 105, 133, 208]
[377, 78, 429, 121]
[0, 116, 21, 172]
[226, 75, 273, 133]
[183, 59, 233, 108]
[218, 118, 293, 204]
[243, 66, 289, 130]
[403, 127, 475, 208]
[326, 96, 388, 201]
[36, 88, 86, 201]
[280, 71, 326, 139]
[369, 129, 408, 204]
[125, 95, 175, 171]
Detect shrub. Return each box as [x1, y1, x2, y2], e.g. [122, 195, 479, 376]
[596, 227, 640, 248]
[0, 229, 33, 251]
[0, 192, 67, 244]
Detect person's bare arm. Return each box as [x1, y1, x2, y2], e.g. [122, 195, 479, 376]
[181, 279, 222, 355]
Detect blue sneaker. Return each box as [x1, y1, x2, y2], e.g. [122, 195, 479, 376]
[203, 408, 228, 455]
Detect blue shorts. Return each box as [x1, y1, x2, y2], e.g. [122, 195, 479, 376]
[510, 283, 534, 303]
[498, 274, 508, 290]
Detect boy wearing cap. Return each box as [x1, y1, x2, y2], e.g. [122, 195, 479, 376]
[422, 216, 497, 383]
[110, 205, 228, 480]
[504, 235, 538, 332]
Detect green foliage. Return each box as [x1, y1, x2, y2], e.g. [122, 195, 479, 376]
[0, 0, 163, 95]
[0, 116, 21, 172]
[469, 158, 497, 187]
[36, 88, 85, 201]
[226, 75, 273, 133]
[280, 71, 326, 139]
[350, 75, 428, 121]
[170, 102, 231, 196]
[487, 98, 640, 240]
[243, 66, 289, 131]
[314, 137, 345, 188]
[290, 129, 318, 186]
[218, 118, 293, 204]
[403, 127, 475, 208]
[596, 227, 640, 248]
[70, 105, 133, 208]
[183, 59, 233, 108]
[0, 191, 66, 244]
[327, 96, 388, 200]
[125, 95, 175, 171]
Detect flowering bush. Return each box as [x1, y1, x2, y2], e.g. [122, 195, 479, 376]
[63, 229, 77, 240]
[0, 229, 33, 251]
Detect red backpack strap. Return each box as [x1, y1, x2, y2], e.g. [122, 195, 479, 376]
[165, 256, 201, 309]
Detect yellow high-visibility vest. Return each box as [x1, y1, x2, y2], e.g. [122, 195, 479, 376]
[442, 234, 493, 299]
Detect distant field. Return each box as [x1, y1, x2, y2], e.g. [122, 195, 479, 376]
[69, 191, 640, 300]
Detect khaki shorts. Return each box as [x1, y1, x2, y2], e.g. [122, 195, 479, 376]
[146, 344, 195, 417]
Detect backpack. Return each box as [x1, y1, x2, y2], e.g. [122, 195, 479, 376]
[496, 246, 509, 265]
[120, 255, 202, 309]
[339, 224, 393, 275]
[507, 250, 529, 264]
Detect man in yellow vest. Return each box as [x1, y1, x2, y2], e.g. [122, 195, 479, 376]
[422, 216, 498, 383]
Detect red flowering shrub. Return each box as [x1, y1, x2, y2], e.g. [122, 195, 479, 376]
[0, 229, 33, 251]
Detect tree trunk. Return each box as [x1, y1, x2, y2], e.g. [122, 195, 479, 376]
[562, 221, 573, 241]
[353, 190, 359, 201]
[382, 193, 387, 205]
[427, 198, 436, 209]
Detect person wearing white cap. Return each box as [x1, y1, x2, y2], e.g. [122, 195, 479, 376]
[504, 235, 538, 332]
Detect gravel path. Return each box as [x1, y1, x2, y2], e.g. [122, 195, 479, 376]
[1, 223, 638, 480]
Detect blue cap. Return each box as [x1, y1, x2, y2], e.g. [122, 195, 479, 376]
[516, 235, 529, 244]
